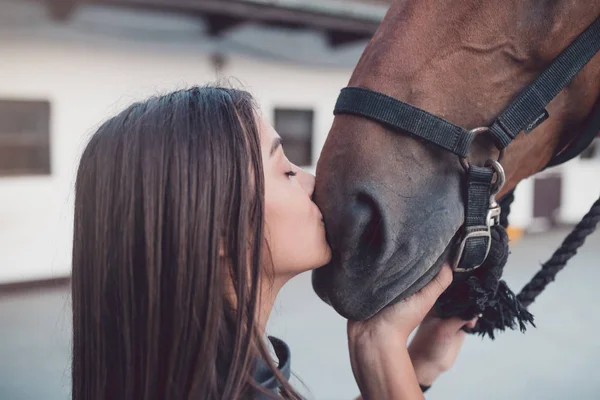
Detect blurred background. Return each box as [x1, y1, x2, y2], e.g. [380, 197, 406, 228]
[0, 0, 599, 399]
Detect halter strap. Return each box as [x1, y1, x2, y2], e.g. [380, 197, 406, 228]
[334, 17, 600, 157]
[334, 87, 474, 157]
[490, 17, 600, 148]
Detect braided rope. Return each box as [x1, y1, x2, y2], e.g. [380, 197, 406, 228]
[516, 194, 600, 308]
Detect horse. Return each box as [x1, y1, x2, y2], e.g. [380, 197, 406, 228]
[312, 0, 600, 326]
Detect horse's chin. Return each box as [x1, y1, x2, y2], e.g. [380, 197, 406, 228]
[384, 241, 454, 306]
[312, 235, 457, 321]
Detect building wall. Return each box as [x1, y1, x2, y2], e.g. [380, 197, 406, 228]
[0, 1, 356, 283]
[502, 154, 600, 231]
[508, 176, 534, 229]
[560, 154, 600, 224]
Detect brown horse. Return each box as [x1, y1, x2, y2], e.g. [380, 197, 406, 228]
[312, 0, 600, 321]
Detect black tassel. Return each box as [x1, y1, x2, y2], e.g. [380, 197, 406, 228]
[436, 225, 535, 339]
[472, 280, 535, 339]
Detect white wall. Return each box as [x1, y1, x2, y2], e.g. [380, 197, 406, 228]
[559, 155, 600, 224]
[0, 1, 354, 283]
[506, 176, 534, 229]
[505, 153, 600, 230]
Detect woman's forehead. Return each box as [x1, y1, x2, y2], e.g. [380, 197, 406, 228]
[258, 116, 280, 152]
[259, 116, 277, 139]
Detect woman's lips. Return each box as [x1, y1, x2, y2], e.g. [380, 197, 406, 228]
[314, 205, 324, 222]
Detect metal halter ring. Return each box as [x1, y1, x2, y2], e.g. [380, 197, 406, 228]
[460, 127, 505, 172]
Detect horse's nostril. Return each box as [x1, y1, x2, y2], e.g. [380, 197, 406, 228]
[350, 192, 386, 262]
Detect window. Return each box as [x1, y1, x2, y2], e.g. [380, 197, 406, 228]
[580, 138, 599, 160]
[274, 109, 314, 166]
[0, 100, 51, 176]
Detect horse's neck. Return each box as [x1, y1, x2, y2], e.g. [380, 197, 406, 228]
[498, 3, 600, 193]
[351, 0, 600, 195]
[499, 67, 600, 196]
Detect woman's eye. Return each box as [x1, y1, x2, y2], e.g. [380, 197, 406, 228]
[285, 171, 297, 178]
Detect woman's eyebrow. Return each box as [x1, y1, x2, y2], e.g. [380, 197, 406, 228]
[269, 137, 283, 158]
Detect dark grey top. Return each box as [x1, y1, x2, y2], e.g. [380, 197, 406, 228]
[254, 336, 291, 399]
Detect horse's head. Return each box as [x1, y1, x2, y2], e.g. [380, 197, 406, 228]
[313, 0, 600, 320]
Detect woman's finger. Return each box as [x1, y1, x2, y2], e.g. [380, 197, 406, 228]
[446, 316, 479, 333]
[412, 264, 453, 311]
[465, 318, 478, 329]
[431, 263, 453, 296]
[439, 317, 479, 335]
[432, 316, 472, 332]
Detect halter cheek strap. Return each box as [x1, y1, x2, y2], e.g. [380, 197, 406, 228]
[333, 16, 600, 272]
[454, 165, 497, 272]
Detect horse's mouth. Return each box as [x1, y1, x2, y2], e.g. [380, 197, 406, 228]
[312, 229, 460, 321]
[385, 236, 456, 305]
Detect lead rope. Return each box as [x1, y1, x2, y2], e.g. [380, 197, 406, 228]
[516, 194, 600, 308]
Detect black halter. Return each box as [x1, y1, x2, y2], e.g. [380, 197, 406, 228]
[333, 17, 600, 273]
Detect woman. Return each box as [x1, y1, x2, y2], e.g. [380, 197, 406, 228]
[71, 86, 475, 399]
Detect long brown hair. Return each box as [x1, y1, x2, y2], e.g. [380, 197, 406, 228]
[71, 86, 300, 399]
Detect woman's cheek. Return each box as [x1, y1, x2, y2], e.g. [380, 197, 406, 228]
[264, 193, 293, 241]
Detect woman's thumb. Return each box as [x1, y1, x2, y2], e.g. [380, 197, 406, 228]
[429, 264, 453, 297]
[415, 264, 453, 310]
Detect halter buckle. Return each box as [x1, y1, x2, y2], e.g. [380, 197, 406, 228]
[452, 160, 505, 273]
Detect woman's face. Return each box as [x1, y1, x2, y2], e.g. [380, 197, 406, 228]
[259, 116, 332, 277]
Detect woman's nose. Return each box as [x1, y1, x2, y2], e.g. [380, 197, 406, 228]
[298, 169, 315, 198]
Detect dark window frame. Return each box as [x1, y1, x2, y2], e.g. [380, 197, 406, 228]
[0, 99, 51, 177]
[273, 108, 314, 167]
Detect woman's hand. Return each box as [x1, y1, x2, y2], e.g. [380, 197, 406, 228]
[348, 264, 454, 344]
[408, 313, 477, 386]
[347, 265, 453, 400]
